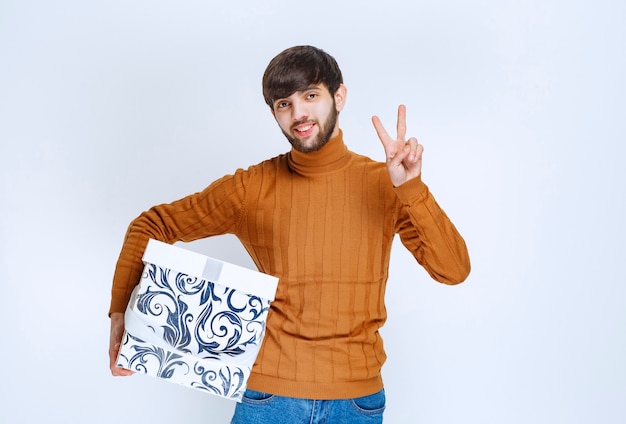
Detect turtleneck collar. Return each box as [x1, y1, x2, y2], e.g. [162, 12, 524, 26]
[287, 130, 352, 177]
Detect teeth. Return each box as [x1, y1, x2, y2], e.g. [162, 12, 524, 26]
[297, 125, 313, 132]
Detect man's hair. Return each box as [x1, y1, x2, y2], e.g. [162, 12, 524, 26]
[262, 45, 343, 109]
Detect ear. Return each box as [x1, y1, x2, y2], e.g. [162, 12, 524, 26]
[334, 84, 347, 112]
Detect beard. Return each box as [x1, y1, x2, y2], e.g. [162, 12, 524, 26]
[281, 103, 338, 153]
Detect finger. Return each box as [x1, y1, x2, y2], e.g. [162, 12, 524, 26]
[396, 105, 407, 142]
[371, 115, 391, 148]
[415, 140, 424, 161]
[111, 366, 134, 377]
[402, 140, 424, 178]
[405, 137, 420, 163]
[389, 142, 411, 168]
[110, 345, 133, 376]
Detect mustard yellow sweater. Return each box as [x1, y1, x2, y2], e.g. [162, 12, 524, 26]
[110, 131, 470, 399]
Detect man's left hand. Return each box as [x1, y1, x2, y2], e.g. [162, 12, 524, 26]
[372, 104, 423, 186]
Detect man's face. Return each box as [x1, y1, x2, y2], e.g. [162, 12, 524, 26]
[271, 84, 346, 153]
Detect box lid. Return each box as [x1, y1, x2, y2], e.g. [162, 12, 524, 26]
[142, 239, 279, 300]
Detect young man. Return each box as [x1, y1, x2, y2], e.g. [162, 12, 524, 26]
[109, 45, 470, 423]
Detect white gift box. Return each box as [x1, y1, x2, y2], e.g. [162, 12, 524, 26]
[116, 239, 279, 401]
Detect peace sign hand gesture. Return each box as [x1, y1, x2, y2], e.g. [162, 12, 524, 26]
[372, 105, 423, 187]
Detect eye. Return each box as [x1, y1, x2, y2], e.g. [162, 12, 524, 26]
[306, 92, 317, 100]
[275, 100, 290, 109]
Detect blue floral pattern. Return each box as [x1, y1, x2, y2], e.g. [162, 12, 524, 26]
[116, 263, 272, 401]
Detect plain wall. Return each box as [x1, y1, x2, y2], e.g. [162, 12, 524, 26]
[1, 1, 624, 423]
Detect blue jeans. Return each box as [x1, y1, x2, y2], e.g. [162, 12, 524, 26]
[230, 389, 386, 424]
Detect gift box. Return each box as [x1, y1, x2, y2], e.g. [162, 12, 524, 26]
[116, 239, 279, 401]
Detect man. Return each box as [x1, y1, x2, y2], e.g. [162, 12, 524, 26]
[109, 45, 470, 423]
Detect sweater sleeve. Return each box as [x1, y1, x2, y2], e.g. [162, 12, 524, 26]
[108, 169, 249, 315]
[393, 175, 471, 285]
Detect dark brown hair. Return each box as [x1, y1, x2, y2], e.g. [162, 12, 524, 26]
[262, 45, 343, 109]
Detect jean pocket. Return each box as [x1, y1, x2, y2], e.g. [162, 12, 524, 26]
[349, 389, 386, 415]
[241, 389, 276, 405]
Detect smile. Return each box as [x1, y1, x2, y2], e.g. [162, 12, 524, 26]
[293, 123, 316, 136]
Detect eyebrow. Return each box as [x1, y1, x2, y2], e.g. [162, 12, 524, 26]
[299, 85, 322, 93]
[288, 85, 322, 96]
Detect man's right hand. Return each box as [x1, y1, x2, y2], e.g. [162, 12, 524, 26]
[109, 312, 134, 376]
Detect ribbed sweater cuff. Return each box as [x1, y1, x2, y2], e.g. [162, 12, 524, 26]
[393, 174, 428, 205]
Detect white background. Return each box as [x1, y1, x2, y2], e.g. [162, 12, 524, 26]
[1, 1, 624, 423]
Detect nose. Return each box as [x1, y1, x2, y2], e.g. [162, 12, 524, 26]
[291, 99, 307, 122]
